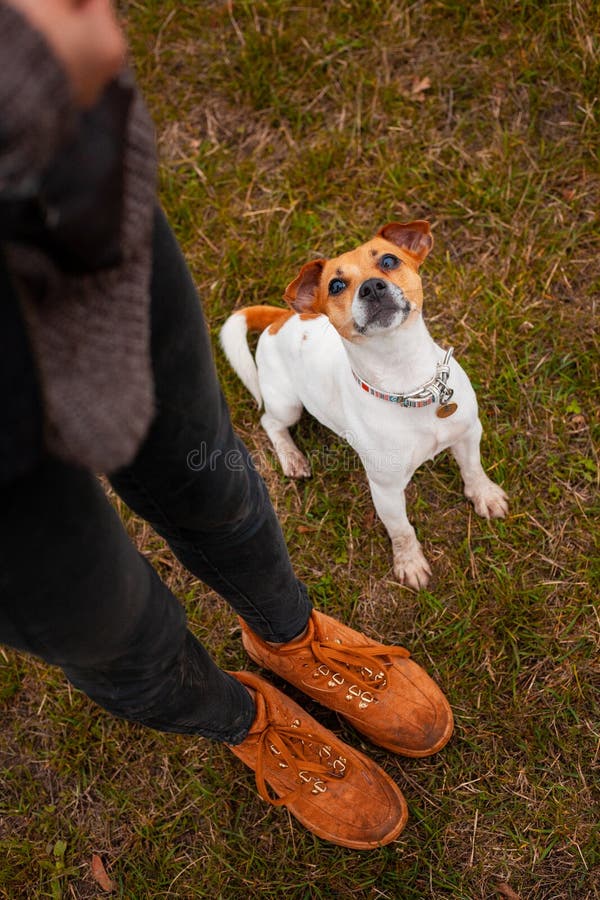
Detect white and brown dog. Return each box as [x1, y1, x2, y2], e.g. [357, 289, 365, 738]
[220, 221, 508, 589]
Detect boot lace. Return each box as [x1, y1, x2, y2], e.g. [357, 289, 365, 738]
[278, 626, 411, 697]
[254, 717, 349, 807]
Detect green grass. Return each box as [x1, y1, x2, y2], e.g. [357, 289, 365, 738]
[1, 0, 598, 897]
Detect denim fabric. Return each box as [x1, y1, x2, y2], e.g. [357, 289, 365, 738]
[0, 207, 312, 743]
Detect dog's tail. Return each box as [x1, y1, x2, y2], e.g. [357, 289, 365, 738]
[220, 306, 293, 408]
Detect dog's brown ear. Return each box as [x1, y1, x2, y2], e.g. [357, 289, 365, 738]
[284, 259, 326, 313]
[377, 221, 433, 266]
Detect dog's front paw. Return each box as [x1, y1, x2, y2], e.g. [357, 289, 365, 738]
[280, 449, 311, 479]
[392, 542, 432, 590]
[467, 479, 509, 519]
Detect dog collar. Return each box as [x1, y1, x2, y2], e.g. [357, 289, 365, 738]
[351, 347, 456, 412]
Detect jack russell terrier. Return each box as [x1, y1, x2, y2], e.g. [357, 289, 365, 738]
[220, 221, 508, 589]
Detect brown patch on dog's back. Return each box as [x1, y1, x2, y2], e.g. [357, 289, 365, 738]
[237, 305, 295, 335]
[268, 309, 295, 334]
[268, 309, 319, 332]
[299, 312, 321, 322]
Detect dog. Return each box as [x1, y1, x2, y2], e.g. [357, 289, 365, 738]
[220, 221, 508, 589]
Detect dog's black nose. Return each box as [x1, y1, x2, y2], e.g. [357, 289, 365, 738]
[359, 278, 388, 300]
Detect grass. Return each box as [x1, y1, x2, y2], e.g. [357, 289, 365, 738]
[1, 0, 598, 897]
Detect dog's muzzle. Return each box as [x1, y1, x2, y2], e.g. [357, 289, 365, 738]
[354, 279, 410, 333]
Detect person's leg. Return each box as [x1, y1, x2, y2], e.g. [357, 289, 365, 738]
[0, 456, 254, 743]
[110, 208, 312, 644]
[0, 457, 410, 849]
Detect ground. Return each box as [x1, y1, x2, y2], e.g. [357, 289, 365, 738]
[0, 1, 598, 897]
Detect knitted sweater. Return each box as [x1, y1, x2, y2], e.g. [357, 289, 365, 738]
[0, 3, 157, 481]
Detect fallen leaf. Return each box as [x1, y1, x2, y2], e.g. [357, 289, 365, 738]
[410, 75, 432, 101]
[91, 855, 115, 893]
[569, 413, 587, 432]
[496, 883, 521, 900]
[362, 509, 376, 528]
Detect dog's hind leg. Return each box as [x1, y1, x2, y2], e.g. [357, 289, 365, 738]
[260, 395, 311, 479]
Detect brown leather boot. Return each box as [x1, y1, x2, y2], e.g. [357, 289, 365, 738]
[227, 670, 408, 849]
[239, 610, 453, 757]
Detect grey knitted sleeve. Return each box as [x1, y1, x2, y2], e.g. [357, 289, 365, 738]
[1, 4, 159, 473]
[0, 2, 75, 185]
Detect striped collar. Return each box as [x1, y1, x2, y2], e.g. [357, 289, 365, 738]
[351, 348, 455, 409]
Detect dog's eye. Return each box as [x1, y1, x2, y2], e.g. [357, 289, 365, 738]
[380, 254, 400, 270]
[328, 278, 346, 296]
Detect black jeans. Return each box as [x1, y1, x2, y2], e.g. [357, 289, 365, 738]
[0, 208, 312, 744]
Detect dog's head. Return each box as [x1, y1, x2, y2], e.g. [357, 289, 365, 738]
[284, 221, 433, 341]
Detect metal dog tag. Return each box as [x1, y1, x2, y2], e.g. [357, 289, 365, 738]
[437, 402, 458, 418]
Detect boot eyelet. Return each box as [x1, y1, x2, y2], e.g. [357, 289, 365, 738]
[332, 757, 346, 774]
